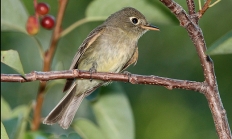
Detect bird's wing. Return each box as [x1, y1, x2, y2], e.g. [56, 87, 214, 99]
[69, 25, 106, 70]
[63, 25, 106, 92]
[121, 47, 138, 72]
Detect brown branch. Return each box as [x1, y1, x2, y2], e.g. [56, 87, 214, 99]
[186, 0, 195, 15]
[0, 70, 204, 92]
[160, 0, 231, 138]
[32, 0, 68, 131]
[199, 0, 211, 18]
[186, 0, 198, 24]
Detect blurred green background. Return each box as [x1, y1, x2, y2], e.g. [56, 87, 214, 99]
[1, 0, 232, 139]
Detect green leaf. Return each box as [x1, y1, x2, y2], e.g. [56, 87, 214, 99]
[24, 131, 51, 139]
[1, 122, 9, 139]
[86, 0, 174, 24]
[3, 117, 18, 139]
[59, 133, 82, 139]
[73, 118, 106, 139]
[1, 103, 31, 139]
[207, 30, 232, 55]
[2, 104, 31, 139]
[11, 105, 30, 119]
[11, 104, 32, 139]
[1, 0, 28, 33]
[92, 84, 134, 139]
[1, 97, 12, 121]
[1, 50, 25, 75]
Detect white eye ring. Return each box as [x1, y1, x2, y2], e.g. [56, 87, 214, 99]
[129, 17, 140, 25]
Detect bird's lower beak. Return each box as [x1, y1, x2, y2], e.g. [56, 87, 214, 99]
[141, 24, 160, 31]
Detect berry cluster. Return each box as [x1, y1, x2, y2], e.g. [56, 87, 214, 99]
[26, 2, 55, 35]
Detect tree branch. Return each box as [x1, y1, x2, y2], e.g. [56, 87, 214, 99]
[186, 0, 198, 24]
[160, 0, 231, 138]
[199, 0, 211, 18]
[1, 70, 204, 92]
[186, 0, 195, 15]
[32, 0, 68, 131]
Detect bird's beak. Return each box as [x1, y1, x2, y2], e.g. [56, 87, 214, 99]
[141, 24, 160, 31]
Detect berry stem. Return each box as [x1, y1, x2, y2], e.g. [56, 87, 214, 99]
[33, 0, 37, 10]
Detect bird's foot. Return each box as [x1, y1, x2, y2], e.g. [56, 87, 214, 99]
[122, 71, 132, 82]
[89, 62, 98, 82]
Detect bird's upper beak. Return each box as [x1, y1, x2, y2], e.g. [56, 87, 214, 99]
[141, 24, 160, 31]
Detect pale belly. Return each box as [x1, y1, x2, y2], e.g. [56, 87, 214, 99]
[75, 28, 138, 94]
[78, 29, 137, 73]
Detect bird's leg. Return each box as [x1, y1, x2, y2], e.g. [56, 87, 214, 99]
[89, 62, 98, 82]
[122, 71, 132, 83]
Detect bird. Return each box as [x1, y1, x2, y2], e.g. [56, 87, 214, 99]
[43, 7, 159, 129]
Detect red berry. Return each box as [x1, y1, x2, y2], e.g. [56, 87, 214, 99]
[36, 2, 50, 15]
[26, 16, 39, 35]
[40, 15, 55, 30]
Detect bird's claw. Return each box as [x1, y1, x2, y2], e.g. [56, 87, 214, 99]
[89, 62, 98, 82]
[122, 71, 132, 82]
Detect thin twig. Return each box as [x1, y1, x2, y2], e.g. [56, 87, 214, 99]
[199, 0, 211, 18]
[209, 0, 221, 7]
[186, 0, 195, 15]
[0, 70, 204, 92]
[198, 0, 202, 10]
[32, 0, 68, 131]
[186, 0, 198, 24]
[60, 17, 105, 38]
[160, 0, 231, 138]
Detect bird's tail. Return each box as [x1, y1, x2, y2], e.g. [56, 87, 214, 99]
[43, 83, 85, 129]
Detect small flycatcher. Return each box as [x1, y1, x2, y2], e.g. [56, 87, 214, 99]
[43, 7, 159, 129]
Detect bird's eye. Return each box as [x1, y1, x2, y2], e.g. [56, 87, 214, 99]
[132, 18, 138, 24]
[130, 17, 139, 25]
